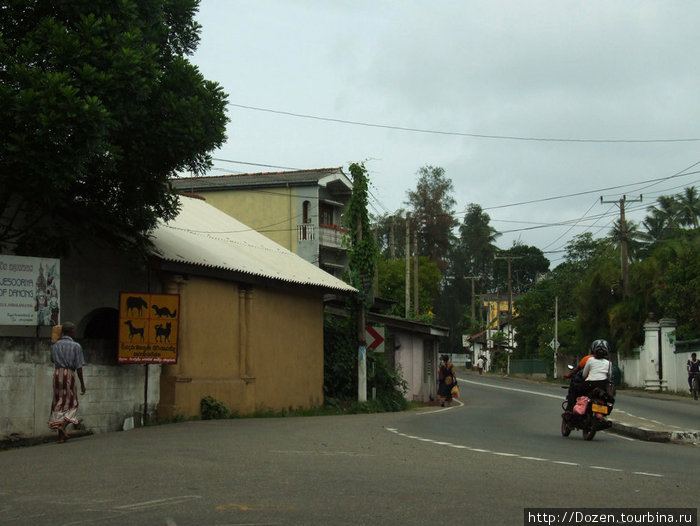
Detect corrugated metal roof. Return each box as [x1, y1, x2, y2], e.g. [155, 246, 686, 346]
[171, 167, 351, 191]
[149, 195, 356, 293]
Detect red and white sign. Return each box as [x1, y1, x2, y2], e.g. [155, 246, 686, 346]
[365, 325, 385, 352]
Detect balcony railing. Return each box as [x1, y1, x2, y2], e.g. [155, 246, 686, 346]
[297, 224, 315, 241]
[298, 223, 349, 248]
[318, 224, 349, 249]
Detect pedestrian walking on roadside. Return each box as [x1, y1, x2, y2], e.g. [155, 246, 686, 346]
[437, 354, 457, 407]
[477, 355, 485, 375]
[48, 322, 86, 443]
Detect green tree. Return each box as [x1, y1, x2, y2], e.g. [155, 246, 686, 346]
[456, 203, 501, 292]
[346, 162, 378, 302]
[372, 210, 408, 260]
[652, 235, 700, 339]
[376, 256, 441, 319]
[493, 242, 550, 294]
[406, 165, 457, 272]
[676, 186, 700, 229]
[0, 0, 228, 254]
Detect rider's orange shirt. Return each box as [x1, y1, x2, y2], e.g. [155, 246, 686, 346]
[579, 355, 594, 369]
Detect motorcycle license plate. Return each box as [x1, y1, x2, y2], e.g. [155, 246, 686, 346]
[592, 403, 608, 414]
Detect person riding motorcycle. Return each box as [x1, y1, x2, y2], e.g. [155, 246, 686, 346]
[563, 339, 610, 413]
[581, 340, 611, 394]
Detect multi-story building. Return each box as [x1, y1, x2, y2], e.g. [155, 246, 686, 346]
[171, 168, 352, 279]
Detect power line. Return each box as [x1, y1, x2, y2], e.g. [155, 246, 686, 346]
[228, 102, 700, 144]
[480, 169, 700, 212]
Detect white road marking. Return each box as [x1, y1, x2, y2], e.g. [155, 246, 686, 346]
[457, 377, 562, 400]
[590, 466, 623, 472]
[385, 427, 663, 478]
[114, 496, 202, 511]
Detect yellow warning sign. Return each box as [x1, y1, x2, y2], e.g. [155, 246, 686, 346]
[118, 292, 180, 364]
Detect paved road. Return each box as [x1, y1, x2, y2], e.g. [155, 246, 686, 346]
[1, 375, 698, 525]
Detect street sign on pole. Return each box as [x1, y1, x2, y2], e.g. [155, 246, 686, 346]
[365, 326, 385, 353]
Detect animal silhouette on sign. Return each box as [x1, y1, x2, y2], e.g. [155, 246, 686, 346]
[126, 296, 148, 316]
[152, 304, 177, 318]
[155, 322, 172, 342]
[124, 320, 145, 342]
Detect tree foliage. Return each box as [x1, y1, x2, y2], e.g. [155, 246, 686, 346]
[406, 165, 457, 272]
[376, 256, 441, 319]
[346, 162, 378, 304]
[0, 0, 228, 254]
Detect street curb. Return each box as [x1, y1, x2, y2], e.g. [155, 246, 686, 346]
[609, 419, 700, 446]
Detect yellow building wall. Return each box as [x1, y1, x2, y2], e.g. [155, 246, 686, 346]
[200, 189, 298, 252]
[158, 274, 324, 420]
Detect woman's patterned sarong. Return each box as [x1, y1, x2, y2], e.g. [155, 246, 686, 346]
[48, 368, 79, 429]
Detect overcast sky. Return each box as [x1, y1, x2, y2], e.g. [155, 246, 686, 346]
[189, 1, 700, 266]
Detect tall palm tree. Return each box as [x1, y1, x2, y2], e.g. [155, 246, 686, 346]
[676, 186, 700, 229]
[609, 219, 645, 261]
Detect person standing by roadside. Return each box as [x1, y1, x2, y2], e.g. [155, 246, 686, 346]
[48, 322, 86, 443]
[437, 354, 457, 407]
[687, 352, 699, 393]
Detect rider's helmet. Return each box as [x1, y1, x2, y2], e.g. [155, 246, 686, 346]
[590, 339, 609, 359]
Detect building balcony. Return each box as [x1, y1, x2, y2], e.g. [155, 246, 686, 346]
[297, 223, 349, 250]
[319, 224, 349, 250]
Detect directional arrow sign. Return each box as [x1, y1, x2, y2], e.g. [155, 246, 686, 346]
[365, 326, 385, 352]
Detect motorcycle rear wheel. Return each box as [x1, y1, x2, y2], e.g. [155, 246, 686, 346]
[583, 427, 596, 441]
[561, 417, 571, 437]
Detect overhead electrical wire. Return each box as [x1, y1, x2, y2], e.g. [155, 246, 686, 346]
[228, 103, 700, 144]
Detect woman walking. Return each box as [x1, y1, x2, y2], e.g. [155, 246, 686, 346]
[437, 354, 457, 407]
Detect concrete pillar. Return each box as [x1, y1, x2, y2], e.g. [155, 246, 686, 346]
[659, 318, 677, 390]
[642, 320, 660, 387]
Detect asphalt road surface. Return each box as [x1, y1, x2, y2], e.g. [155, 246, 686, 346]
[1, 374, 698, 526]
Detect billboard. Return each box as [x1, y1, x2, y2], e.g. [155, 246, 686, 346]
[0, 255, 60, 326]
[118, 292, 180, 364]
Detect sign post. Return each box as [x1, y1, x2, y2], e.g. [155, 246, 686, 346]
[118, 292, 180, 364]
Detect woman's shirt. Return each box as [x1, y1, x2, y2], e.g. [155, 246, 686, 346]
[582, 357, 610, 382]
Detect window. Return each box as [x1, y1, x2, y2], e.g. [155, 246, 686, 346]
[320, 203, 334, 226]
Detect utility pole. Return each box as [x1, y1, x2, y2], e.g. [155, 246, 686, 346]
[554, 296, 558, 379]
[601, 195, 642, 298]
[494, 255, 522, 349]
[465, 276, 477, 320]
[389, 215, 395, 260]
[356, 213, 366, 402]
[405, 212, 410, 318]
[413, 231, 419, 318]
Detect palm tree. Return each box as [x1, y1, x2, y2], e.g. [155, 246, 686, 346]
[609, 219, 645, 261]
[676, 186, 700, 229]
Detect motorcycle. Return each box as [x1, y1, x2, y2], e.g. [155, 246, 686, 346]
[561, 366, 615, 441]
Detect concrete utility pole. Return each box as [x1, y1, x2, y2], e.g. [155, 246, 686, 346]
[465, 276, 477, 320]
[494, 255, 522, 349]
[357, 213, 366, 402]
[405, 212, 410, 318]
[413, 231, 419, 318]
[601, 195, 642, 298]
[389, 215, 395, 260]
[554, 296, 558, 379]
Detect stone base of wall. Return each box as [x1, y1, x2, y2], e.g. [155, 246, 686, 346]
[0, 337, 160, 438]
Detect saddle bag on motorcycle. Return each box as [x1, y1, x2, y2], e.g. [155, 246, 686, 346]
[573, 396, 590, 415]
